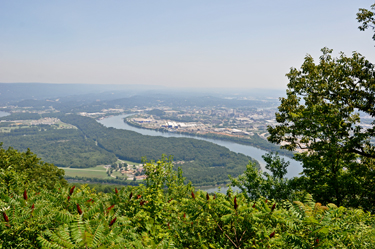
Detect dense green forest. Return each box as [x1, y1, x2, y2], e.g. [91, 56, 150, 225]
[0, 125, 118, 168]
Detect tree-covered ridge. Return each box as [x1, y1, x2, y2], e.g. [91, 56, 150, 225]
[0, 154, 374, 248]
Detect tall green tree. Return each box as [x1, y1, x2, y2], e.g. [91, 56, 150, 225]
[267, 48, 375, 210]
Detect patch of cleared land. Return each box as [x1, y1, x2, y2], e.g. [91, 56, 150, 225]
[59, 160, 141, 179]
[60, 165, 109, 179]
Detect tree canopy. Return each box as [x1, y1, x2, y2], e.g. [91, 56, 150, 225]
[267, 47, 375, 210]
[0, 143, 67, 190]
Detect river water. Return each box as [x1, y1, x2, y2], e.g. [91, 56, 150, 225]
[0, 111, 9, 118]
[97, 114, 303, 192]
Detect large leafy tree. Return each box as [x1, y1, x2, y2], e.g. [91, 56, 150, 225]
[267, 48, 375, 210]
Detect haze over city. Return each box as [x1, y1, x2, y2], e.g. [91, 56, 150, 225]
[1, 1, 374, 89]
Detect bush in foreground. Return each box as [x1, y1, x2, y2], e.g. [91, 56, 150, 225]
[0, 155, 374, 248]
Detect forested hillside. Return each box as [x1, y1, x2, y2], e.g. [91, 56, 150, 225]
[0, 127, 117, 168]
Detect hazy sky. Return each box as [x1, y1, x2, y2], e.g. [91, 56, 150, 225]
[1, 1, 374, 89]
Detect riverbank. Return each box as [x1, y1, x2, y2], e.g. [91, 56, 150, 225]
[124, 115, 294, 158]
[97, 114, 303, 180]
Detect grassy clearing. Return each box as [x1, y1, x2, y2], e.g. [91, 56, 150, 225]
[60, 165, 110, 179]
[62, 169, 110, 179]
[54, 122, 77, 129]
[81, 165, 107, 171]
[111, 171, 124, 178]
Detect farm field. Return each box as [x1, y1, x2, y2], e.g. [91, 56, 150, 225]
[59, 160, 140, 179]
[60, 166, 109, 179]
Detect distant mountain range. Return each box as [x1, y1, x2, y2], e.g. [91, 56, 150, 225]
[0, 83, 286, 105]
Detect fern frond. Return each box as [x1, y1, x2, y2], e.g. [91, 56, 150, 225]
[55, 210, 75, 223]
[51, 225, 75, 248]
[38, 229, 71, 249]
[70, 215, 85, 244]
[91, 223, 105, 247]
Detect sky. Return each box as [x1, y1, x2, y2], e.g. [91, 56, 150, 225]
[1, 0, 374, 89]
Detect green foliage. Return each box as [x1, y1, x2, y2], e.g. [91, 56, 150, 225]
[280, 194, 375, 248]
[71, 182, 125, 193]
[0, 125, 117, 169]
[1, 148, 374, 248]
[357, 3, 375, 41]
[1, 158, 374, 248]
[267, 48, 375, 210]
[0, 143, 67, 189]
[230, 152, 295, 202]
[67, 178, 140, 189]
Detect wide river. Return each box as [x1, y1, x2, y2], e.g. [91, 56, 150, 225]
[98, 114, 303, 192]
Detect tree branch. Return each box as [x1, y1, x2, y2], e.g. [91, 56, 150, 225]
[215, 222, 238, 248]
[348, 148, 375, 158]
